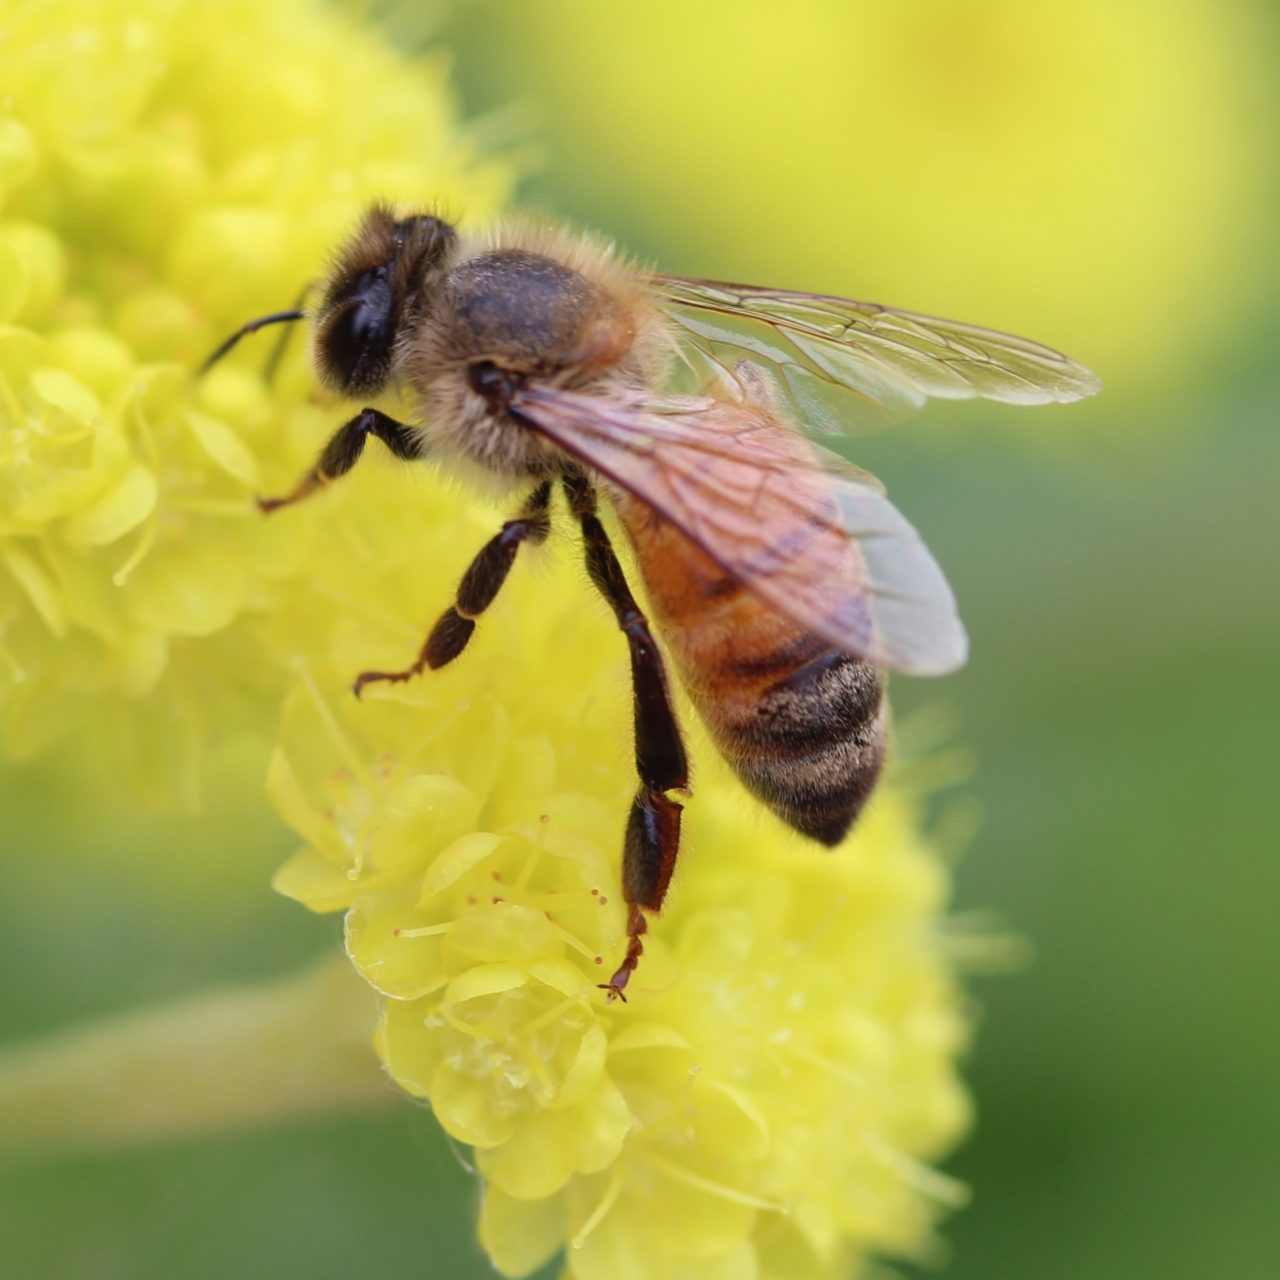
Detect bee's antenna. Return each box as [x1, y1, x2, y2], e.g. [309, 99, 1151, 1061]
[199, 308, 306, 376]
[261, 279, 319, 384]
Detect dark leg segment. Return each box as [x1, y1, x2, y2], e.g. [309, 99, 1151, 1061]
[352, 483, 553, 698]
[564, 475, 689, 1000]
[257, 408, 421, 513]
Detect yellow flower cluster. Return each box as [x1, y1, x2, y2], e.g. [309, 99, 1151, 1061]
[7, 2, 972, 1275]
[271, 508, 970, 1278]
[0, 0, 506, 788]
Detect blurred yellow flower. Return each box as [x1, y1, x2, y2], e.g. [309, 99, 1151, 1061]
[467, 0, 1275, 399]
[271, 504, 970, 1278]
[0, 0, 506, 787]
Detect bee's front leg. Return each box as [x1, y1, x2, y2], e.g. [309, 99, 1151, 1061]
[352, 481, 553, 697]
[257, 408, 421, 513]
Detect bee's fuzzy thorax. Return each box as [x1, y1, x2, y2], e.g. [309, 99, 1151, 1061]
[393, 213, 676, 483]
[455, 214, 677, 383]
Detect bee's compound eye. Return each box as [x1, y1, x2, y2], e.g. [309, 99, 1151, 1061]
[348, 266, 387, 295]
[319, 278, 394, 394]
[345, 296, 387, 344]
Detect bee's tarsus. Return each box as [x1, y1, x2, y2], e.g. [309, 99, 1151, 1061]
[601, 903, 651, 1002]
[352, 668, 415, 699]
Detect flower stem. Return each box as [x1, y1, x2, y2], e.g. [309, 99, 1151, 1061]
[0, 957, 395, 1159]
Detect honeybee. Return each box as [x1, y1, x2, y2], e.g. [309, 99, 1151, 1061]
[206, 205, 1099, 998]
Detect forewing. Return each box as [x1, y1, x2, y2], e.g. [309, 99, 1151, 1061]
[510, 383, 967, 676]
[657, 276, 1101, 435]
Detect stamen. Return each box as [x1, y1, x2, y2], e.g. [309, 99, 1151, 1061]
[294, 656, 377, 791]
[516, 993, 580, 1038]
[394, 922, 453, 939]
[643, 1151, 784, 1213]
[439, 1004, 508, 1043]
[570, 1161, 625, 1251]
[544, 919, 606, 963]
[773, 1039, 868, 1090]
[512, 834, 544, 895]
[863, 1136, 969, 1208]
[112, 513, 157, 585]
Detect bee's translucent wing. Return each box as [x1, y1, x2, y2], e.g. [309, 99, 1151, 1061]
[510, 382, 967, 676]
[655, 276, 1101, 435]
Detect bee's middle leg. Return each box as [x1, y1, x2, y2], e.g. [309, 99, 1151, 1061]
[566, 476, 689, 1001]
[352, 481, 552, 697]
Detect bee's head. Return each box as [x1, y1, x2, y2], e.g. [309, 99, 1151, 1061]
[314, 204, 457, 396]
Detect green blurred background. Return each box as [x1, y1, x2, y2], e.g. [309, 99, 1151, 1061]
[3, 2, 1278, 1276]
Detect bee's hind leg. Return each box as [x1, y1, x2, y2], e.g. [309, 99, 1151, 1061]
[564, 474, 689, 1001]
[609, 790, 683, 1000]
[352, 481, 553, 697]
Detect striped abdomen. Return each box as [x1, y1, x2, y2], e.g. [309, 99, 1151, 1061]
[612, 494, 886, 846]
